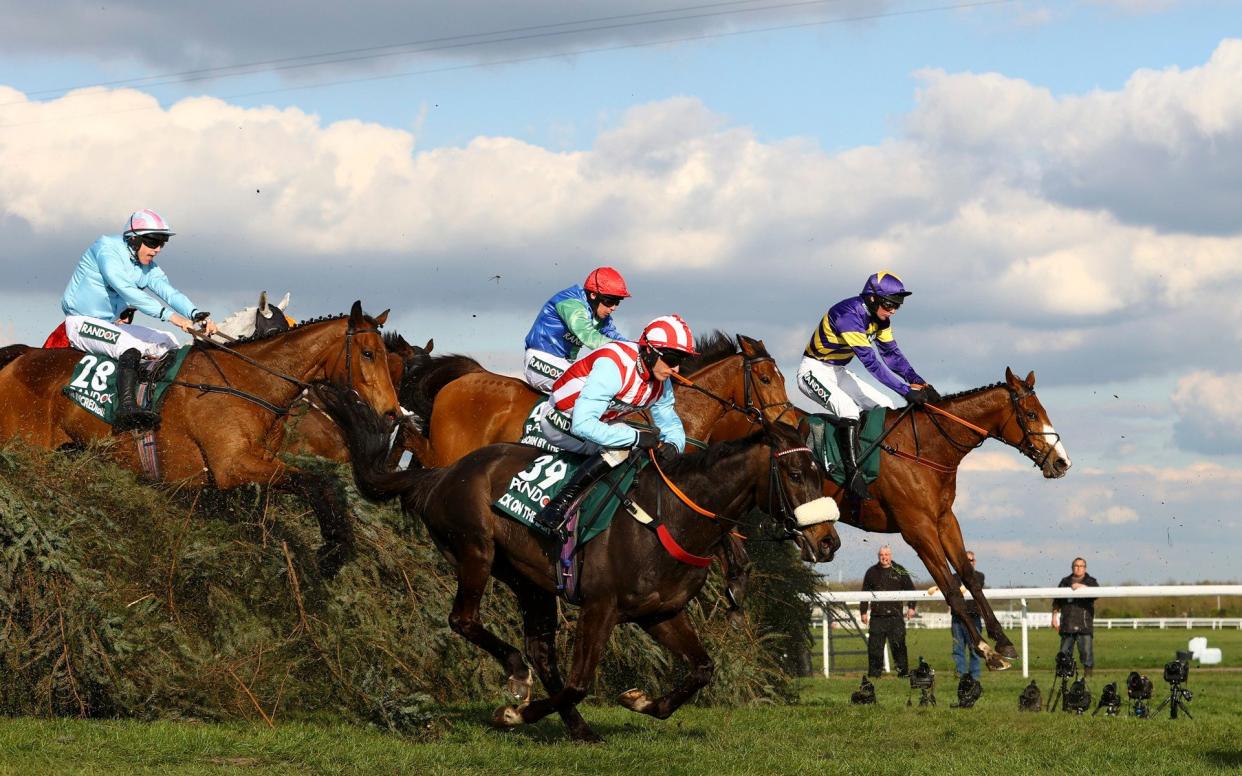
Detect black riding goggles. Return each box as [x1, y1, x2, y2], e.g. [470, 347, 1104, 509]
[595, 294, 624, 307]
[652, 347, 689, 368]
[138, 234, 170, 249]
[877, 297, 902, 311]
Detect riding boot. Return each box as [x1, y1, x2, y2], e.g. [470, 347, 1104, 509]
[113, 348, 161, 432]
[835, 419, 871, 500]
[532, 454, 612, 537]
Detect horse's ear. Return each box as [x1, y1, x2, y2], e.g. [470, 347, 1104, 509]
[423, 338, 434, 353]
[1005, 366, 1018, 386]
[277, 292, 290, 310]
[1025, 370, 1036, 388]
[374, 309, 390, 326]
[797, 416, 811, 441]
[350, 300, 364, 324]
[259, 291, 269, 311]
[737, 334, 756, 356]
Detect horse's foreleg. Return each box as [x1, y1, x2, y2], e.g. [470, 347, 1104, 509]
[508, 581, 594, 736]
[618, 610, 714, 720]
[287, 470, 355, 578]
[510, 602, 616, 743]
[449, 547, 528, 688]
[937, 510, 1016, 659]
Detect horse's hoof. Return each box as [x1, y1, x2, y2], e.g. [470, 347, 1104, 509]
[491, 705, 524, 729]
[997, 643, 1018, 659]
[986, 653, 1012, 671]
[618, 688, 654, 714]
[506, 673, 533, 704]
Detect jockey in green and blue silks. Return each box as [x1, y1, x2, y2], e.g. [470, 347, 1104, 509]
[796, 271, 939, 500]
[522, 266, 629, 392]
[60, 209, 219, 431]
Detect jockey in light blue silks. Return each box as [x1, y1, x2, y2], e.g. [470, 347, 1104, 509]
[530, 314, 696, 535]
[796, 271, 939, 500]
[522, 266, 630, 392]
[60, 209, 219, 431]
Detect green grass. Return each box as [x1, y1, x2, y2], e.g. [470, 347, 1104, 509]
[1, 629, 1238, 775]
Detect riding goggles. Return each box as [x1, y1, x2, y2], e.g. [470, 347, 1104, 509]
[138, 234, 170, 249]
[652, 347, 689, 368]
[596, 294, 624, 307]
[877, 297, 902, 311]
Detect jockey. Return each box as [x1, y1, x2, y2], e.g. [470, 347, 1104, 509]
[532, 314, 696, 535]
[796, 271, 939, 500]
[60, 209, 219, 431]
[522, 266, 630, 392]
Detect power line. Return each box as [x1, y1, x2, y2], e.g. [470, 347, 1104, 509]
[0, 0, 1017, 131]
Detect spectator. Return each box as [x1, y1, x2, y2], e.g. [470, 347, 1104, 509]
[860, 545, 916, 677]
[949, 550, 984, 680]
[1052, 557, 1099, 676]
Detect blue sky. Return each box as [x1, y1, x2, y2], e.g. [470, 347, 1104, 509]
[0, 0, 1239, 587]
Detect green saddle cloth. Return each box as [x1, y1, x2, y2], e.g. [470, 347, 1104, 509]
[804, 409, 888, 487]
[62, 346, 193, 426]
[493, 452, 642, 543]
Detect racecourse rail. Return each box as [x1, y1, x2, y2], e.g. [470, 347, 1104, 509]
[812, 584, 1242, 678]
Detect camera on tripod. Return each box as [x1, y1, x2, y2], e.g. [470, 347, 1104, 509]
[1126, 671, 1152, 718]
[1156, 650, 1194, 720]
[906, 656, 936, 707]
[1054, 650, 1076, 678]
[1163, 652, 1190, 685]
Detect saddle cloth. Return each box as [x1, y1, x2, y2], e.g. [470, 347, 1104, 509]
[61, 347, 192, 426]
[804, 408, 887, 487]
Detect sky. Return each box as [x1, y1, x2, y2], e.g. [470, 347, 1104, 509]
[1, 0, 1239, 588]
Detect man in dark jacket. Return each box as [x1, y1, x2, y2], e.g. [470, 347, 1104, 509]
[860, 545, 917, 677]
[949, 550, 985, 680]
[1052, 557, 1099, 676]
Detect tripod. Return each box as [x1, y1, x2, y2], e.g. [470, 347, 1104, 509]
[1154, 681, 1193, 720]
[907, 686, 936, 707]
[1047, 673, 1073, 713]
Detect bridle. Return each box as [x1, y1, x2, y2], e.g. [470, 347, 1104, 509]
[669, 339, 797, 429]
[175, 318, 385, 416]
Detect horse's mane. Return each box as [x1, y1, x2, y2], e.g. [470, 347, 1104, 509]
[383, 331, 407, 351]
[407, 354, 486, 434]
[937, 382, 1007, 402]
[678, 331, 740, 374]
[657, 430, 765, 477]
[218, 312, 358, 346]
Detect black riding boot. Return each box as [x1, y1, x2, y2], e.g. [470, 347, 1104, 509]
[836, 419, 871, 500]
[113, 348, 161, 432]
[532, 454, 612, 537]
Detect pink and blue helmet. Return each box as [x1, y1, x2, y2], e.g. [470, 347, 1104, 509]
[123, 209, 175, 238]
[861, 271, 911, 301]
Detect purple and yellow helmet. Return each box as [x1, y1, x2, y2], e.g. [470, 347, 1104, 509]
[861, 271, 911, 301]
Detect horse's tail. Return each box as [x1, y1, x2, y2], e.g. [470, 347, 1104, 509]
[0, 344, 31, 373]
[406, 354, 485, 436]
[315, 382, 438, 502]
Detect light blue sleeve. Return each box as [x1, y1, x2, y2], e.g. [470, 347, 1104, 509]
[649, 379, 685, 452]
[570, 359, 642, 449]
[96, 245, 167, 321]
[144, 266, 198, 320]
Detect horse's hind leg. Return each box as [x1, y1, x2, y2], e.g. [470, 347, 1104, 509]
[618, 609, 714, 720]
[511, 601, 616, 743]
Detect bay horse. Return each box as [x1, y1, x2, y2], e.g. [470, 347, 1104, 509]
[315, 382, 840, 743]
[770, 367, 1071, 670]
[0, 302, 402, 575]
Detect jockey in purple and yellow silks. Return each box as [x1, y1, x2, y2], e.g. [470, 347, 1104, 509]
[796, 271, 939, 500]
[523, 266, 629, 392]
[531, 314, 695, 536]
[60, 209, 219, 432]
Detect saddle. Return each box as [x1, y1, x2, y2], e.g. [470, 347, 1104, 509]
[803, 409, 887, 487]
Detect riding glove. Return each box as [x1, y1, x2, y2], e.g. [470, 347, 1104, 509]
[924, 385, 942, 403]
[656, 443, 680, 466]
[633, 429, 660, 450]
[905, 387, 930, 406]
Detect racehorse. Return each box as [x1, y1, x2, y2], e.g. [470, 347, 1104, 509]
[397, 332, 841, 597]
[0, 302, 402, 575]
[403, 332, 801, 468]
[315, 382, 840, 743]
[771, 368, 1071, 669]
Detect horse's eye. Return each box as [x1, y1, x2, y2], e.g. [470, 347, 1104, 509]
[789, 470, 803, 483]
[362, 350, 375, 360]
[1026, 411, 1038, 421]
[760, 376, 771, 384]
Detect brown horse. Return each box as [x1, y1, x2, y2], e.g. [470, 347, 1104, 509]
[316, 382, 840, 742]
[403, 333, 800, 468]
[0, 302, 402, 574]
[769, 368, 1071, 669]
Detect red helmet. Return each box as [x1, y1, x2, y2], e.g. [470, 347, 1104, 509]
[583, 266, 630, 298]
[639, 315, 697, 355]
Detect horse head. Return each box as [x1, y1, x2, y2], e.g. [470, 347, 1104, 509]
[324, 301, 402, 421]
[1000, 367, 1071, 479]
[254, 291, 294, 338]
[762, 417, 841, 563]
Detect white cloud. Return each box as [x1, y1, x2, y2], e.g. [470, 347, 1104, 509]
[1170, 371, 1242, 454]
